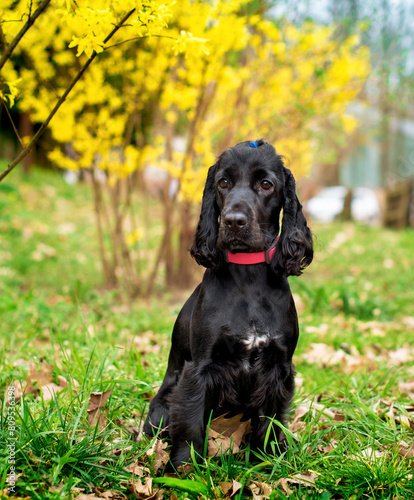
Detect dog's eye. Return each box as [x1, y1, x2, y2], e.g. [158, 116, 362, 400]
[218, 178, 229, 189]
[260, 180, 273, 191]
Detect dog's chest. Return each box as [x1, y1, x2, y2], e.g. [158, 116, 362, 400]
[242, 323, 270, 350]
[211, 319, 280, 370]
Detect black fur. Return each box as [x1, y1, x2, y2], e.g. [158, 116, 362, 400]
[143, 139, 313, 468]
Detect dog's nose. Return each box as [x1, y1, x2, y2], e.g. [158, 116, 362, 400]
[224, 212, 248, 231]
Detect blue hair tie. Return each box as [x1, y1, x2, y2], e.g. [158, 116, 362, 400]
[249, 141, 258, 148]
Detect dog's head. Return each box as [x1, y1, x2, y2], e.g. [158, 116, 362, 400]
[190, 139, 313, 276]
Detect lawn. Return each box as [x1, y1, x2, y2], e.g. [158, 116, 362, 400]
[1, 165, 414, 499]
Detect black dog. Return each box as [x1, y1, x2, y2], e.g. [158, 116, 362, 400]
[143, 139, 313, 467]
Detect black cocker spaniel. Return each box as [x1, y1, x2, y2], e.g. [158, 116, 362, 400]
[144, 139, 313, 468]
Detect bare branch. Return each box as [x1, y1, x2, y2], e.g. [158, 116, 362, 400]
[104, 34, 176, 50]
[0, 8, 136, 183]
[0, 24, 7, 50]
[0, 0, 51, 72]
[3, 102, 24, 147]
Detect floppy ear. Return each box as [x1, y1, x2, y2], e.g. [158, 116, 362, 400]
[190, 162, 223, 269]
[272, 168, 313, 277]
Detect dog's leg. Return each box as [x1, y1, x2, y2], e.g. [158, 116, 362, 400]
[168, 362, 213, 468]
[144, 294, 196, 437]
[249, 368, 295, 455]
[249, 412, 288, 455]
[143, 369, 179, 437]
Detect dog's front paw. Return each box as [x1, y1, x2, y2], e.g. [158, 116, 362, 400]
[143, 404, 170, 437]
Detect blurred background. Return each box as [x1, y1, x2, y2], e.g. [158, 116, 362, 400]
[1, 0, 413, 298]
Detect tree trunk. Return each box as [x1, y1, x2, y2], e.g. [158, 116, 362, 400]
[91, 170, 116, 286]
[19, 112, 34, 172]
[176, 202, 194, 288]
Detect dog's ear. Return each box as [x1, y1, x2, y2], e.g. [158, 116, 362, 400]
[272, 167, 313, 277]
[190, 162, 223, 269]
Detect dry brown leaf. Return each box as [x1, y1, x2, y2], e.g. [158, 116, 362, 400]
[302, 343, 377, 374]
[361, 447, 387, 459]
[129, 478, 161, 500]
[87, 389, 112, 430]
[249, 480, 272, 497]
[302, 343, 347, 366]
[275, 478, 294, 496]
[125, 460, 150, 477]
[219, 480, 242, 497]
[41, 382, 66, 401]
[387, 346, 414, 366]
[111, 444, 133, 457]
[154, 440, 169, 472]
[130, 478, 152, 497]
[219, 482, 232, 496]
[133, 332, 160, 356]
[290, 400, 336, 433]
[25, 361, 54, 395]
[286, 471, 318, 488]
[318, 439, 339, 454]
[358, 320, 388, 337]
[397, 441, 414, 459]
[12, 359, 32, 367]
[91, 487, 127, 499]
[207, 414, 251, 457]
[145, 438, 169, 472]
[348, 447, 388, 464]
[7, 362, 65, 402]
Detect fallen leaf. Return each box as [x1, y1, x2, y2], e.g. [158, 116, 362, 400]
[318, 443, 335, 454]
[48, 484, 84, 494]
[387, 346, 414, 366]
[144, 438, 169, 472]
[302, 343, 377, 374]
[274, 478, 294, 496]
[397, 441, 414, 459]
[207, 413, 251, 456]
[129, 478, 161, 500]
[125, 461, 150, 478]
[219, 480, 242, 497]
[31, 242, 56, 260]
[133, 332, 160, 355]
[249, 480, 272, 497]
[12, 359, 32, 367]
[302, 343, 347, 366]
[154, 440, 169, 472]
[25, 361, 55, 395]
[130, 478, 152, 497]
[87, 389, 112, 430]
[41, 382, 66, 401]
[290, 399, 336, 432]
[91, 487, 127, 499]
[287, 471, 318, 488]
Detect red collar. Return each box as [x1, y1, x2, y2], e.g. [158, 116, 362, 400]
[225, 238, 278, 265]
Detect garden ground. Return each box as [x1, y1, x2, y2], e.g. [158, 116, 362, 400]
[1, 165, 414, 499]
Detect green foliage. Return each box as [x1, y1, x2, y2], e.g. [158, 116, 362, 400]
[0, 166, 414, 498]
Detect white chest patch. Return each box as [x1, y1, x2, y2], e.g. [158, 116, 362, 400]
[242, 324, 270, 350]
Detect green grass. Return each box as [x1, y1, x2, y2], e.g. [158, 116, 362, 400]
[1, 165, 414, 499]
